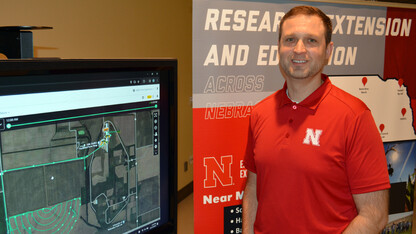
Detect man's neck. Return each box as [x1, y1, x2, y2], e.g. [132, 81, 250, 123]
[286, 74, 324, 103]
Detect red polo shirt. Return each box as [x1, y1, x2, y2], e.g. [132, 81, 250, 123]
[244, 74, 390, 233]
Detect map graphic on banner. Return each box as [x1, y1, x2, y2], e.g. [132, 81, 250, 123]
[330, 75, 416, 142]
[193, 0, 416, 233]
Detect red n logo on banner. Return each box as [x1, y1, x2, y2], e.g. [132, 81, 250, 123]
[203, 155, 233, 188]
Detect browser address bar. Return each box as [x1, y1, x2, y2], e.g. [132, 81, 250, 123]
[0, 84, 159, 118]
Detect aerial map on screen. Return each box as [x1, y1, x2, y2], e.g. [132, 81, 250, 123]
[0, 110, 161, 233]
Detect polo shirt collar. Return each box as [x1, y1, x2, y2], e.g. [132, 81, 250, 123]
[279, 74, 332, 110]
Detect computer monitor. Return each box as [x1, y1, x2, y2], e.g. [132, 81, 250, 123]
[0, 59, 177, 234]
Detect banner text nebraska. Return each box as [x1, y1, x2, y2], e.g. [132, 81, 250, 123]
[205, 102, 253, 119]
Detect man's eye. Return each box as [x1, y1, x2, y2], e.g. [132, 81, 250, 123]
[308, 39, 317, 43]
[286, 38, 295, 42]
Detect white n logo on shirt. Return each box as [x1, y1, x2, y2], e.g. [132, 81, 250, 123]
[303, 128, 323, 146]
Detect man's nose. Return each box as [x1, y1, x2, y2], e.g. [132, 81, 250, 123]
[294, 40, 306, 54]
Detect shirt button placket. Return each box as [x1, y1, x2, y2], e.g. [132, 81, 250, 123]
[287, 105, 297, 139]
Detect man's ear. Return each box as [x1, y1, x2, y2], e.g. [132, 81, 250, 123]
[326, 41, 334, 61]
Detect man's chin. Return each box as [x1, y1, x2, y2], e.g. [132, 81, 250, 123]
[288, 71, 309, 80]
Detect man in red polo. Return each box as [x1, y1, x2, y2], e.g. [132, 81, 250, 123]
[242, 6, 390, 234]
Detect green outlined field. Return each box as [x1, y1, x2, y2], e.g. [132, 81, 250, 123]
[0, 110, 160, 233]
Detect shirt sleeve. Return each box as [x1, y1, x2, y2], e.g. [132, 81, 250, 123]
[243, 115, 257, 174]
[345, 109, 391, 194]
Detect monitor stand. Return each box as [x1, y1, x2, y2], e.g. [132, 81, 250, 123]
[0, 26, 52, 59]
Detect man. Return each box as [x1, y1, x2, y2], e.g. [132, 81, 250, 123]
[242, 5, 390, 234]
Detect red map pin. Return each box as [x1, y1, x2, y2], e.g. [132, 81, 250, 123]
[379, 124, 385, 133]
[362, 77, 368, 86]
[402, 108, 407, 117]
[398, 78, 404, 88]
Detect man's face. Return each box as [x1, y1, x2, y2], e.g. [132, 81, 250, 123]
[278, 14, 333, 81]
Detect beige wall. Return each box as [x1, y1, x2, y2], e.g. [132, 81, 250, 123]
[0, 0, 193, 191]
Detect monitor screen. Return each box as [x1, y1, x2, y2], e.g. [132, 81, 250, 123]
[0, 59, 177, 234]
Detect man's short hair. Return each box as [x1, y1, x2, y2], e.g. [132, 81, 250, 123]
[279, 6, 333, 46]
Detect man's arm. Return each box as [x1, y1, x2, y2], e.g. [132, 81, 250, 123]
[243, 171, 258, 234]
[343, 189, 389, 234]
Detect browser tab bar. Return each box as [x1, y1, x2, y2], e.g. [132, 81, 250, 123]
[0, 84, 160, 118]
